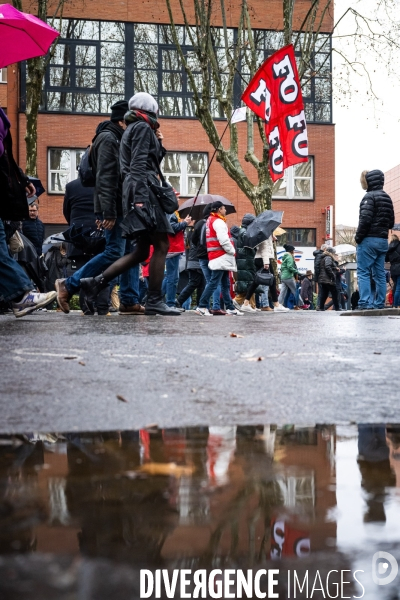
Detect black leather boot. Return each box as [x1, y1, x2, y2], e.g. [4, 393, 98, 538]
[145, 291, 181, 316]
[80, 274, 108, 305]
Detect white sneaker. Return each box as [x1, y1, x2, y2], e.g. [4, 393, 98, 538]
[233, 299, 242, 311]
[195, 307, 213, 317]
[274, 303, 290, 312]
[226, 308, 244, 315]
[12, 291, 57, 318]
[240, 303, 257, 313]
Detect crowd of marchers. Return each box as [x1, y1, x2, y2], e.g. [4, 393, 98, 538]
[0, 95, 398, 319]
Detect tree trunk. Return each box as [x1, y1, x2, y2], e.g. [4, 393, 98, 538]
[25, 57, 44, 176]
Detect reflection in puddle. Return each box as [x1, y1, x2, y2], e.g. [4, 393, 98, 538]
[1, 425, 400, 597]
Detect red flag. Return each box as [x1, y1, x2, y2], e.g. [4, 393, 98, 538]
[242, 44, 308, 182]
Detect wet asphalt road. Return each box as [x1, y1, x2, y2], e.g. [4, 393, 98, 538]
[0, 310, 399, 432]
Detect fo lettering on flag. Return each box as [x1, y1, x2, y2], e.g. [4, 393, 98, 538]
[242, 44, 308, 182]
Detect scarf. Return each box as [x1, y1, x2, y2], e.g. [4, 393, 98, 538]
[210, 211, 227, 222]
[124, 109, 160, 130]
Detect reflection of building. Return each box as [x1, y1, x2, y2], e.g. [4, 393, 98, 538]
[5, 0, 334, 243]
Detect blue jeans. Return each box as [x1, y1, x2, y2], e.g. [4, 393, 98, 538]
[356, 237, 388, 309]
[65, 217, 139, 305]
[392, 274, 400, 307]
[199, 269, 234, 310]
[0, 220, 33, 302]
[162, 254, 181, 306]
[199, 258, 221, 310]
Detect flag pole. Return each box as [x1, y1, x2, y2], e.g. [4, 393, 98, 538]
[188, 101, 244, 219]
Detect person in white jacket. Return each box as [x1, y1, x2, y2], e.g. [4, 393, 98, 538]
[196, 201, 243, 316]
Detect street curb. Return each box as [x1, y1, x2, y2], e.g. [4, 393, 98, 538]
[341, 308, 400, 317]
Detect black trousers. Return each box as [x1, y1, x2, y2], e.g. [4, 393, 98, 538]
[245, 258, 278, 303]
[319, 283, 340, 311]
[177, 269, 205, 306]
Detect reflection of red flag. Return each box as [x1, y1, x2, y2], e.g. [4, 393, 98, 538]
[242, 44, 308, 182]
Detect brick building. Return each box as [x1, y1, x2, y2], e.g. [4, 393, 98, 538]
[4, 0, 335, 269]
[385, 164, 400, 224]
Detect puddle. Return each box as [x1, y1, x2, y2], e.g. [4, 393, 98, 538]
[1, 424, 400, 598]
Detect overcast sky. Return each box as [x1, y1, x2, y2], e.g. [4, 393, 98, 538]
[333, 0, 400, 226]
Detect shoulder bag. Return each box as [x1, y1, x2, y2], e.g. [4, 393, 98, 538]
[254, 268, 274, 287]
[148, 162, 179, 214]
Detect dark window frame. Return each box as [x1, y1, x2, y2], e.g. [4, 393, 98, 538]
[20, 19, 333, 124]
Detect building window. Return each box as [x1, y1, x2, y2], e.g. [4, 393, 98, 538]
[272, 158, 313, 200]
[162, 152, 208, 196]
[0, 68, 7, 83]
[277, 228, 316, 247]
[48, 148, 85, 193]
[35, 19, 332, 123]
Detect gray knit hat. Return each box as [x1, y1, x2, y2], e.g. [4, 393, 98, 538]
[128, 92, 159, 114]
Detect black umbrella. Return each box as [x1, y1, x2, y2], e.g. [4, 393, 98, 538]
[28, 177, 45, 197]
[392, 224, 400, 231]
[177, 194, 236, 220]
[243, 210, 284, 248]
[60, 224, 106, 255]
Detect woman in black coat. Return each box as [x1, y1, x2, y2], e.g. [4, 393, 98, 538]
[80, 93, 180, 316]
[386, 234, 400, 307]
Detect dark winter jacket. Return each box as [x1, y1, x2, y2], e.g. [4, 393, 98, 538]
[22, 217, 45, 256]
[300, 276, 313, 302]
[318, 251, 337, 286]
[186, 227, 201, 270]
[119, 121, 172, 237]
[313, 249, 324, 282]
[386, 238, 400, 277]
[355, 170, 394, 244]
[0, 130, 30, 221]
[235, 226, 256, 294]
[333, 260, 345, 291]
[90, 121, 124, 219]
[63, 178, 96, 258]
[192, 218, 207, 260]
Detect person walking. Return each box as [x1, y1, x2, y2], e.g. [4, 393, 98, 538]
[300, 270, 314, 309]
[192, 204, 223, 314]
[0, 108, 56, 317]
[76, 92, 181, 316]
[196, 200, 242, 316]
[62, 178, 109, 314]
[278, 244, 299, 308]
[355, 170, 394, 310]
[386, 234, 400, 308]
[163, 210, 191, 308]
[233, 213, 258, 312]
[313, 244, 326, 310]
[22, 202, 45, 256]
[176, 220, 205, 310]
[55, 99, 142, 316]
[318, 247, 340, 311]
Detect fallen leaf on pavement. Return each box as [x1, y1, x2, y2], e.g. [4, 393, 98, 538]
[78, 361, 86, 366]
[230, 332, 244, 338]
[373, 352, 381, 355]
[116, 394, 128, 403]
[64, 356, 77, 360]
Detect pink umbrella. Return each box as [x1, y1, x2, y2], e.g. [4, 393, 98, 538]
[0, 3, 59, 68]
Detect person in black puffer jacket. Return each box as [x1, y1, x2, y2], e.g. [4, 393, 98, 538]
[233, 214, 258, 310]
[318, 247, 340, 311]
[386, 234, 400, 307]
[355, 169, 394, 310]
[22, 203, 45, 256]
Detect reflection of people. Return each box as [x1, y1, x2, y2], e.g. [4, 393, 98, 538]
[357, 424, 396, 523]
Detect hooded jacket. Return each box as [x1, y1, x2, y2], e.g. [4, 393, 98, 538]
[313, 248, 324, 281]
[280, 252, 298, 280]
[318, 250, 337, 285]
[386, 238, 400, 277]
[235, 222, 256, 293]
[90, 121, 124, 219]
[355, 170, 394, 244]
